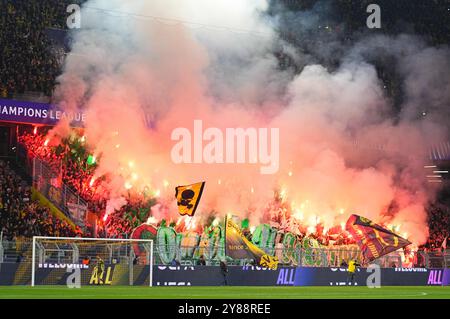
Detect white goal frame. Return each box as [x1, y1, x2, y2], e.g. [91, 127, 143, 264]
[31, 236, 154, 287]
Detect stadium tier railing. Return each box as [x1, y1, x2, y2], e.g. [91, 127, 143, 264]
[15, 145, 88, 228]
[32, 157, 88, 225]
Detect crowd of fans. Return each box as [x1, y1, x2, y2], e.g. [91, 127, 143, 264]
[12, 127, 450, 248]
[18, 131, 63, 171]
[0, 1, 80, 98]
[2, 1, 449, 99]
[424, 203, 450, 251]
[18, 130, 100, 199]
[11, 127, 450, 252]
[97, 210, 135, 239]
[0, 159, 81, 241]
[17, 129, 153, 239]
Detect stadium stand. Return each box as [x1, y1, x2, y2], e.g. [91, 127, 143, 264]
[0, 1, 85, 99]
[10, 128, 450, 252]
[0, 159, 82, 241]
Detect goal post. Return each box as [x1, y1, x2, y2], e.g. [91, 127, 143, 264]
[31, 236, 153, 287]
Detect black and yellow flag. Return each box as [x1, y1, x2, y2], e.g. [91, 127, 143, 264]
[175, 181, 205, 217]
[225, 217, 279, 270]
[346, 214, 411, 264]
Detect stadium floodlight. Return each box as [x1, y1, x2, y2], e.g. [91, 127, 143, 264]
[31, 236, 153, 287]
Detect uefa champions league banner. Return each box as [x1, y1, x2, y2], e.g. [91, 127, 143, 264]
[0, 98, 86, 127]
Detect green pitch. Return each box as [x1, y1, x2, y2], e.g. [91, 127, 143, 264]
[0, 286, 449, 299]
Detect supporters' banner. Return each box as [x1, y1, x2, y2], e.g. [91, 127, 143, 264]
[66, 202, 88, 221]
[175, 181, 205, 217]
[346, 214, 411, 264]
[130, 223, 158, 257]
[0, 98, 86, 127]
[225, 217, 279, 270]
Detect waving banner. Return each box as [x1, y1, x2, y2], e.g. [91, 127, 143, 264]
[225, 217, 278, 270]
[346, 214, 411, 264]
[175, 181, 205, 217]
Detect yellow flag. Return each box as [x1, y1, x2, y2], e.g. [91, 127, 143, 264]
[225, 217, 279, 270]
[175, 181, 205, 217]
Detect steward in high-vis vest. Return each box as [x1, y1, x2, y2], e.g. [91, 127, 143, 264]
[347, 260, 360, 285]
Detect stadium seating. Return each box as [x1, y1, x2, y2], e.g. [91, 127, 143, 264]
[0, 159, 81, 241]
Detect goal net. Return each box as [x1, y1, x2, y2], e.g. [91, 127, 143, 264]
[31, 236, 153, 287]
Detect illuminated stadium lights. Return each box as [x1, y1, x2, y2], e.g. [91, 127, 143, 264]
[425, 165, 448, 183]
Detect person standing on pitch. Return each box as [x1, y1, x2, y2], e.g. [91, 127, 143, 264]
[220, 259, 229, 286]
[96, 255, 105, 285]
[347, 259, 360, 285]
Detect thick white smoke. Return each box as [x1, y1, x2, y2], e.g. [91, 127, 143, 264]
[53, 0, 450, 244]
